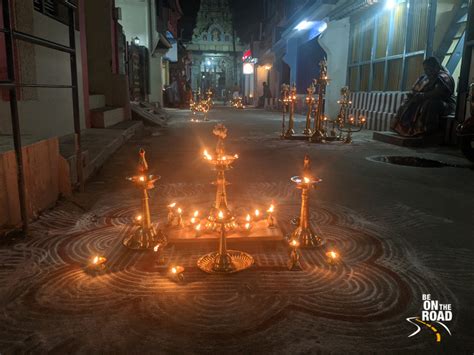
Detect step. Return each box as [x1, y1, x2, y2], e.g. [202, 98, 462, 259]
[90, 107, 124, 128]
[89, 94, 106, 110]
[373, 131, 444, 147]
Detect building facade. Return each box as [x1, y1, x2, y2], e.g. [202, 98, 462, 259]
[254, 0, 468, 126]
[185, 0, 245, 98]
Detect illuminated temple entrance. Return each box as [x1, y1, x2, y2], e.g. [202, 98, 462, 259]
[186, 0, 245, 98]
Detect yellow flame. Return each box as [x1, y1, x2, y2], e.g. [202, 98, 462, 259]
[329, 251, 338, 259]
[218, 210, 224, 219]
[168, 202, 176, 208]
[92, 256, 99, 264]
[234, 154, 239, 159]
[177, 208, 182, 214]
[171, 267, 177, 274]
[153, 245, 159, 252]
[267, 204, 274, 213]
[139, 176, 145, 182]
[303, 177, 310, 183]
[255, 209, 260, 217]
[291, 240, 298, 247]
[196, 224, 201, 231]
[194, 210, 199, 217]
[245, 222, 251, 230]
[136, 215, 142, 221]
[246, 214, 251, 222]
[190, 217, 196, 224]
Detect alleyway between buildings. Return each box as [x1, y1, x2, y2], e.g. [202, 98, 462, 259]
[0, 106, 473, 353]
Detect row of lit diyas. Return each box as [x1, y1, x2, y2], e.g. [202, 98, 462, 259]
[280, 59, 366, 143]
[190, 88, 213, 121]
[231, 96, 245, 109]
[165, 202, 276, 236]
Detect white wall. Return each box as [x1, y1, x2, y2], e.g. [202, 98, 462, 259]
[0, 12, 86, 138]
[115, 0, 149, 46]
[318, 17, 350, 120]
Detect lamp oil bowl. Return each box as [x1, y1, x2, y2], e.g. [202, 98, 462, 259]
[197, 210, 254, 274]
[88, 255, 107, 272]
[290, 155, 323, 248]
[287, 239, 302, 271]
[123, 148, 167, 250]
[326, 250, 340, 265]
[169, 265, 185, 283]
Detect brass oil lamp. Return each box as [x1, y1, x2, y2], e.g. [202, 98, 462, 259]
[311, 59, 330, 142]
[123, 149, 167, 249]
[280, 83, 290, 138]
[290, 155, 322, 248]
[197, 210, 254, 273]
[202, 124, 239, 230]
[303, 84, 316, 135]
[284, 83, 297, 138]
[336, 86, 366, 143]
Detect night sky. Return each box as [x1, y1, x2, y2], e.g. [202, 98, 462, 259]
[179, 0, 264, 44]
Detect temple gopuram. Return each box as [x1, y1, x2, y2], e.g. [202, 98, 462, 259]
[186, 0, 245, 98]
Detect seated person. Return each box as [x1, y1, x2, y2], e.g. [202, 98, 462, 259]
[391, 57, 456, 137]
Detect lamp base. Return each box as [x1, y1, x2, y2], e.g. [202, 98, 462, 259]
[123, 225, 168, 250]
[290, 226, 322, 248]
[197, 250, 254, 274]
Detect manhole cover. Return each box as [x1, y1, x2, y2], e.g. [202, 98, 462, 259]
[368, 156, 451, 168]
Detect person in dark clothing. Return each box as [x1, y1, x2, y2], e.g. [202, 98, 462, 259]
[391, 57, 456, 137]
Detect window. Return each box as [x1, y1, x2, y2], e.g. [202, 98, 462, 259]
[404, 54, 424, 91]
[33, 0, 78, 29]
[375, 13, 389, 58]
[372, 61, 385, 91]
[407, 0, 429, 52]
[348, 0, 430, 92]
[387, 59, 402, 91]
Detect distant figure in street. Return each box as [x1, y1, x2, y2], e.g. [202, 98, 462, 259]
[263, 81, 272, 99]
[232, 82, 240, 100]
[260, 81, 272, 107]
[391, 57, 456, 137]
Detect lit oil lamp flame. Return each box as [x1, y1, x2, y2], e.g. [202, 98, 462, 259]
[195, 224, 201, 231]
[218, 210, 224, 219]
[254, 209, 260, 218]
[92, 256, 99, 264]
[177, 207, 182, 214]
[153, 244, 160, 252]
[190, 217, 196, 224]
[193, 210, 199, 218]
[234, 154, 239, 159]
[291, 239, 299, 247]
[246, 213, 251, 222]
[267, 204, 274, 213]
[203, 149, 213, 160]
[245, 222, 251, 230]
[139, 176, 145, 182]
[168, 202, 176, 208]
[135, 214, 142, 221]
[171, 267, 177, 274]
[303, 177, 310, 184]
[329, 251, 338, 259]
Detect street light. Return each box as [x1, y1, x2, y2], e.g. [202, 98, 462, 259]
[295, 20, 313, 31]
[132, 36, 140, 46]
